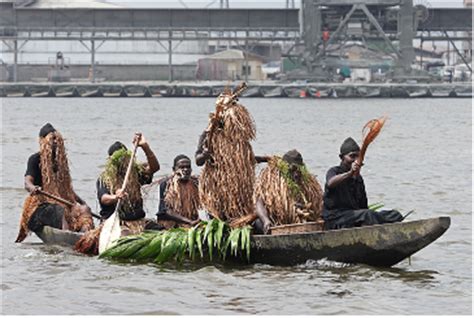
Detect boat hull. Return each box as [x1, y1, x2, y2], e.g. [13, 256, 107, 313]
[37, 226, 83, 247]
[37, 217, 450, 267]
[250, 217, 450, 267]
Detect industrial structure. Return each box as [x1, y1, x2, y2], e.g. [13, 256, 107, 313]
[0, 0, 471, 82]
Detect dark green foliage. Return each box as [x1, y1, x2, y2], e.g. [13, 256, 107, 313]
[276, 158, 311, 198]
[99, 219, 252, 265]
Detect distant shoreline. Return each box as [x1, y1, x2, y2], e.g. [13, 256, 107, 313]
[1, 81, 471, 98]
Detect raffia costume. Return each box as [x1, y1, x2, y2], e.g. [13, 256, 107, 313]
[16, 129, 93, 243]
[158, 174, 200, 229]
[198, 88, 256, 222]
[75, 147, 154, 254]
[255, 156, 324, 226]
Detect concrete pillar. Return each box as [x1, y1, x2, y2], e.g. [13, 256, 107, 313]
[398, 0, 415, 72]
[419, 39, 423, 70]
[447, 40, 450, 66]
[91, 40, 96, 83]
[13, 40, 18, 82]
[168, 31, 173, 82]
[302, 0, 321, 58]
[244, 31, 249, 82]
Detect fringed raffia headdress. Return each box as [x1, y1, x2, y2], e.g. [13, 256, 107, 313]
[199, 83, 257, 221]
[254, 156, 323, 226]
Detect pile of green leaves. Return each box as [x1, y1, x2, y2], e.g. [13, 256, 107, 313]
[99, 218, 252, 264]
[276, 158, 311, 198]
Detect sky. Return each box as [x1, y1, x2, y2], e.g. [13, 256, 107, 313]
[105, 0, 467, 8]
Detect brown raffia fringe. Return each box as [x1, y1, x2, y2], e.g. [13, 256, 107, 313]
[254, 157, 324, 226]
[74, 223, 103, 255]
[39, 132, 76, 205]
[38, 132, 88, 232]
[229, 213, 258, 228]
[18, 132, 89, 242]
[164, 175, 200, 221]
[199, 102, 256, 221]
[157, 220, 179, 230]
[67, 205, 95, 232]
[15, 195, 44, 242]
[74, 219, 146, 255]
[121, 219, 146, 236]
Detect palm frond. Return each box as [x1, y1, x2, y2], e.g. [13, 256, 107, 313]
[100, 219, 252, 264]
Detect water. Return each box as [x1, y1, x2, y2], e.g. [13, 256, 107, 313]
[1, 97, 472, 314]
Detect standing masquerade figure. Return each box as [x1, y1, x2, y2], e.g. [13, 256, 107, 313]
[195, 84, 258, 222]
[254, 149, 324, 234]
[322, 137, 403, 230]
[156, 154, 200, 229]
[74, 134, 161, 255]
[16, 123, 93, 243]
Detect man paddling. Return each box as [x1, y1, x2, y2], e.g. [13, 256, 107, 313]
[322, 137, 403, 230]
[156, 154, 200, 229]
[16, 123, 93, 243]
[96, 134, 162, 234]
[74, 134, 162, 255]
[254, 149, 324, 234]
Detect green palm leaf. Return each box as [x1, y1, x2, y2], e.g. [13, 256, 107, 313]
[155, 232, 179, 264]
[187, 226, 196, 260]
[102, 219, 252, 264]
[229, 228, 241, 257]
[134, 232, 164, 260]
[196, 227, 204, 258]
[215, 220, 225, 251]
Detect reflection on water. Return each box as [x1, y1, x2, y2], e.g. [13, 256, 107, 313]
[1, 98, 471, 315]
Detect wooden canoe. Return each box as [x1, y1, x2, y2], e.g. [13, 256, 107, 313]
[36, 216, 450, 267]
[249, 216, 450, 267]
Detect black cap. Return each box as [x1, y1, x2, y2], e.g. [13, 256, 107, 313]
[340, 137, 360, 156]
[282, 149, 304, 166]
[108, 141, 127, 156]
[39, 123, 56, 138]
[173, 154, 190, 169]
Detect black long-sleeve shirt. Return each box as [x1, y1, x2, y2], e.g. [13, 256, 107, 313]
[323, 164, 368, 218]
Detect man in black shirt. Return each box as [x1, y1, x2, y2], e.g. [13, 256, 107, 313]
[322, 137, 403, 230]
[16, 123, 92, 242]
[96, 134, 162, 234]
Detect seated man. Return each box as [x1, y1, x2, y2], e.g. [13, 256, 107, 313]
[16, 123, 92, 243]
[156, 154, 200, 229]
[254, 149, 323, 234]
[97, 134, 162, 235]
[322, 137, 403, 230]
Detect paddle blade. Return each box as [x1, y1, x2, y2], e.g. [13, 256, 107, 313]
[98, 212, 121, 254]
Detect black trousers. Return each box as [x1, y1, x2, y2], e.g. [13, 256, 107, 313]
[27, 203, 64, 233]
[323, 209, 403, 230]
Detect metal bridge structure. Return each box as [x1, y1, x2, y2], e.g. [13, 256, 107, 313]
[0, 0, 471, 82]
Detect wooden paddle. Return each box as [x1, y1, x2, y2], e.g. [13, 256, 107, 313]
[355, 116, 387, 176]
[37, 189, 101, 219]
[98, 133, 141, 254]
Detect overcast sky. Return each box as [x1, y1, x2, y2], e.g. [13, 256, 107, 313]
[106, 0, 466, 8]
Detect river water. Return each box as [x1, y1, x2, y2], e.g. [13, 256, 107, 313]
[0, 97, 472, 315]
